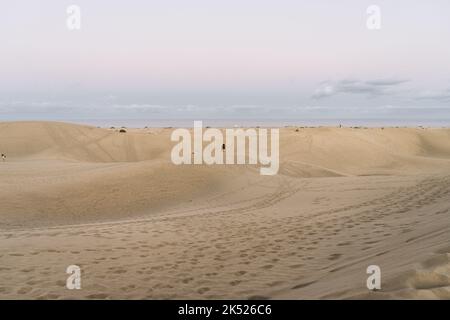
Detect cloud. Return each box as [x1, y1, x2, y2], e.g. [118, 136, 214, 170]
[365, 79, 409, 86]
[415, 89, 450, 102]
[0, 100, 77, 114]
[110, 104, 168, 113]
[312, 78, 409, 99]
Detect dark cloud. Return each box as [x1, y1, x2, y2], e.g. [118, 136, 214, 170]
[312, 78, 409, 99]
[365, 79, 409, 86]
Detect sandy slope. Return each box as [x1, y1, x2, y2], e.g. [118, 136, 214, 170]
[0, 121, 449, 299]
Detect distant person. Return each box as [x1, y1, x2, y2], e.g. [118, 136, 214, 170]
[1, 153, 5, 162]
[222, 143, 226, 151]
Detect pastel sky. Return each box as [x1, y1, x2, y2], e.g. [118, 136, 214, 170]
[1, 0, 450, 121]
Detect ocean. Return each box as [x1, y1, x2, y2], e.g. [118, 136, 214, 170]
[58, 118, 450, 128]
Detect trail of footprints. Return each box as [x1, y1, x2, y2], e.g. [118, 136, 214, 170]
[0, 175, 449, 299]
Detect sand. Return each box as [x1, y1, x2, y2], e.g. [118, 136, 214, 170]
[0, 121, 449, 299]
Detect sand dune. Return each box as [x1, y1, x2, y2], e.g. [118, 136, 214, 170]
[0, 121, 171, 162]
[2, 121, 450, 171]
[0, 121, 449, 299]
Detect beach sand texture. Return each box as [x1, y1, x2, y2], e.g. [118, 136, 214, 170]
[0, 121, 449, 299]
